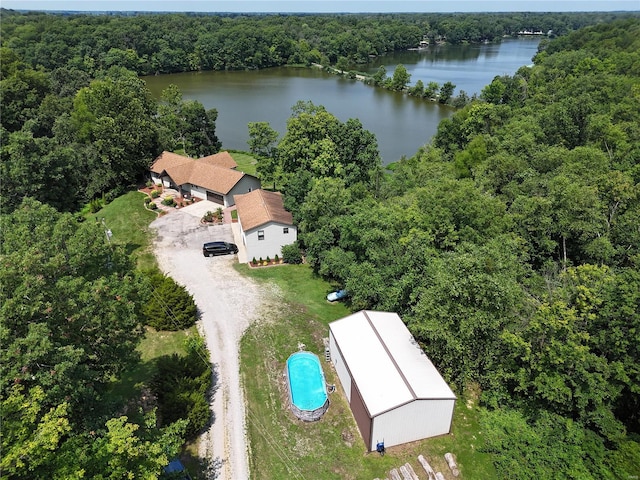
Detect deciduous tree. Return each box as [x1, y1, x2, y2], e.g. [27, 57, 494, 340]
[248, 121, 280, 189]
[390, 63, 411, 91]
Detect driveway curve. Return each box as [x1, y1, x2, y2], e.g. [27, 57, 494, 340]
[150, 202, 265, 480]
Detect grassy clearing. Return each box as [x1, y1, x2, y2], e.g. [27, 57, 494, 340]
[97, 190, 205, 476]
[238, 263, 496, 480]
[105, 327, 196, 406]
[93, 190, 158, 270]
[229, 150, 258, 176]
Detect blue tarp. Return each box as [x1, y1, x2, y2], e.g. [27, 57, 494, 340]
[163, 459, 191, 479]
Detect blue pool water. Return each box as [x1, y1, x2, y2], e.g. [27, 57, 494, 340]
[286, 352, 328, 411]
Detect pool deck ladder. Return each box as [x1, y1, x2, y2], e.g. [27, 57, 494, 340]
[323, 337, 331, 362]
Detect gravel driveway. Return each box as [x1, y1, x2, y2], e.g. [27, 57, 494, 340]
[150, 202, 266, 480]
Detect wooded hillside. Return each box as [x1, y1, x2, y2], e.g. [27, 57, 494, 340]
[270, 19, 640, 478]
[1, 10, 635, 74]
[1, 11, 639, 478]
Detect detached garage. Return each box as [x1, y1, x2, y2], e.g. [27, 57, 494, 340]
[328, 311, 456, 451]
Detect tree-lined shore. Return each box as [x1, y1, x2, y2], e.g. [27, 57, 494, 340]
[1, 9, 639, 479]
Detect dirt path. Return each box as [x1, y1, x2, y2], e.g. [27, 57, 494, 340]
[151, 205, 266, 480]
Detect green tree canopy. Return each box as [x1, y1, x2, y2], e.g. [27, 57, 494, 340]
[389, 63, 411, 91]
[248, 121, 280, 189]
[70, 69, 159, 198]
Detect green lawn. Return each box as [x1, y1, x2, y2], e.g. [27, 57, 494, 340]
[106, 327, 196, 406]
[238, 264, 496, 480]
[229, 150, 258, 176]
[94, 190, 207, 477]
[92, 190, 158, 270]
[95, 191, 495, 479]
[96, 189, 198, 403]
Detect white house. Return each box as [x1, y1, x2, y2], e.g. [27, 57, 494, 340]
[150, 151, 261, 207]
[234, 189, 297, 261]
[329, 310, 456, 451]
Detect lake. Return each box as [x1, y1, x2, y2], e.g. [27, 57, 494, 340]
[144, 38, 540, 164]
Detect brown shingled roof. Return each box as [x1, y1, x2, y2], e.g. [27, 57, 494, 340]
[150, 151, 192, 174]
[199, 151, 238, 169]
[150, 151, 247, 194]
[235, 189, 293, 231]
[190, 162, 245, 194]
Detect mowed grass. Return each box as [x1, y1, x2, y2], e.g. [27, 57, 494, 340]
[95, 191, 496, 478]
[106, 327, 196, 405]
[95, 190, 194, 402]
[229, 150, 258, 176]
[92, 190, 158, 270]
[238, 264, 496, 480]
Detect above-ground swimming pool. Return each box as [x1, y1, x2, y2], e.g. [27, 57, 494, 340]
[285, 351, 329, 421]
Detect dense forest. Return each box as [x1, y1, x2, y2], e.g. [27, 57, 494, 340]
[1, 8, 640, 479]
[271, 19, 640, 478]
[1, 9, 636, 75]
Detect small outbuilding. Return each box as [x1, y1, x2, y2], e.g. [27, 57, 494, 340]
[328, 310, 456, 451]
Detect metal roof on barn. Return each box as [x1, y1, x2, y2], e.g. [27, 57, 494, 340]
[329, 310, 456, 417]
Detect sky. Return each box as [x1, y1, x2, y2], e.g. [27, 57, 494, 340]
[1, 0, 639, 13]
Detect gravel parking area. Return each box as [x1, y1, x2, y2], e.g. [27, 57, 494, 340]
[150, 202, 267, 480]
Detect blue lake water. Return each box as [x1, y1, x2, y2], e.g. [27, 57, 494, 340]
[145, 38, 540, 163]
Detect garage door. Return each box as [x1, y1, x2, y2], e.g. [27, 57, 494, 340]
[206, 191, 224, 204]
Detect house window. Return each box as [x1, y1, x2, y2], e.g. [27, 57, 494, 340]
[258, 230, 265, 240]
[283, 227, 289, 234]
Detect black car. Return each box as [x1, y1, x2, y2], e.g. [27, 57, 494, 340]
[202, 241, 239, 257]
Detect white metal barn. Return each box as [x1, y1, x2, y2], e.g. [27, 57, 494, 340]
[328, 310, 456, 451]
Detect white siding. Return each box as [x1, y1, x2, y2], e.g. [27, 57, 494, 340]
[191, 185, 207, 200]
[329, 331, 351, 402]
[328, 311, 456, 450]
[228, 176, 262, 206]
[370, 399, 455, 450]
[244, 221, 297, 261]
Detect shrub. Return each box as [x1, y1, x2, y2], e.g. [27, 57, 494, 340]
[252, 257, 257, 265]
[88, 198, 104, 213]
[146, 180, 153, 188]
[144, 196, 152, 204]
[150, 189, 160, 198]
[148, 202, 158, 210]
[151, 335, 212, 439]
[282, 243, 302, 264]
[203, 211, 215, 222]
[266, 256, 270, 263]
[274, 254, 279, 263]
[105, 185, 127, 203]
[161, 196, 175, 206]
[143, 271, 198, 330]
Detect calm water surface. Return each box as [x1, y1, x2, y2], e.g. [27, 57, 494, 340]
[145, 38, 540, 164]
